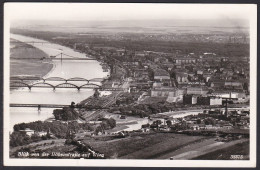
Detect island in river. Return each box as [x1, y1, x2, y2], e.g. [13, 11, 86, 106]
[10, 38, 53, 77]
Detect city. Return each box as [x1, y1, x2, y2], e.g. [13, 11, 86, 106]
[9, 26, 250, 160]
[6, 4, 253, 164]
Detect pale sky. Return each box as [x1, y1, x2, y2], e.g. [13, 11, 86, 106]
[5, 3, 255, 21]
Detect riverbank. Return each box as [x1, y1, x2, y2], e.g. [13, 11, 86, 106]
[10, 39, 53, 78]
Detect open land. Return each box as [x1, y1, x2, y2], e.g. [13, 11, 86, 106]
[193, 140, 249, 160]
[82, 132, 208, 159]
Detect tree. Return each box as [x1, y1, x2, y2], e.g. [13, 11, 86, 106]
[10, 132, 25, 147]
[53, 107, 79, 121]
[31, 133, 41, 142]
[166, 120, 172, 126]
[196, 119, 202, 124]
[93, 89, 100, 98]
[106, 118, 116, 128]
[204, 119, 210, 125]
[95, 126, 103, 135]
[70, 102, 75, 108]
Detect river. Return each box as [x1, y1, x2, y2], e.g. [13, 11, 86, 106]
[9, 34, 108, 131]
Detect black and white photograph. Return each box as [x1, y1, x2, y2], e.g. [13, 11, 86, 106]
[3, 3, 257, 167]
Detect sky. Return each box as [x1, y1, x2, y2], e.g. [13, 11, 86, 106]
[5, 3, 255, 22]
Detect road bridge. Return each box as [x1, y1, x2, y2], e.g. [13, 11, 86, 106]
[11, 51, 97, 61]
[11, 57, 96, 61]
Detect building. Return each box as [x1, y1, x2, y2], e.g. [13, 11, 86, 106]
[210, 91, 246, 99]
[153, 56, 168, 63]
[19, 128, 35, 136]
[210, 80, 225, 88]
[112, 81, 121, 88]
[135, 51, 146, 57]
[196, 70, 203, 75]
[202, 72, 212, 82]
[173, 58, 196, 64]
[36, 131, 48, 137]
[116, 49, 126, 56]
[151, 87, 178, 97]
[128, 82, 149, 93]
[151, 87, 184, 103]
[154, 69, 170, 81]
[210, 79, 244, 90]
[122, 61, 139, 68]
[183, 94, 198, 105]
[175, 72, 189, 83]
[166, 88, 185, 103]
[224, 81, 244, 90]
[197, 96, 222, 105]
[153, 82, 163, 88]
[133, 69, 149, 81]
[153, 69, 171, 86]
[184, 87, 208, 95]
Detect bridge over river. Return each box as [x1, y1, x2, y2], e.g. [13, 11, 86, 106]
[10, 76, 126, 91]
[10, 81, 125, 91]
[10, 103, 108, 110]
[10, 76, 105, 83]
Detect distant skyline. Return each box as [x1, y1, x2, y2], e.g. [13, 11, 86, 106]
[5, 3, 255, 23]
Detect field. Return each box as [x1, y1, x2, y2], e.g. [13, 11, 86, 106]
[193, 140, 249, 160]
[9, 132, 249, 160]
[82, 132, 209, 159]
[10, 39, 53, 77]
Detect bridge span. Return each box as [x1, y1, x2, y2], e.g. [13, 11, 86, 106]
[10, 103, 108, 110]
[10, 81, 125, 91]
[11, 57, 96, 61]
[10, 76, 105, 83]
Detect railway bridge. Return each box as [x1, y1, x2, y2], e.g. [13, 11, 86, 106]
[10, 76, 105, 83]
[10, 81, 125, 91]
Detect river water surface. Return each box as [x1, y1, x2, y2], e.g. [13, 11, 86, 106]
[10, 34, 108, 131]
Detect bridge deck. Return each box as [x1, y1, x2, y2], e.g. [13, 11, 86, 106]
[10, 77, 104, 82]
[10, 103, 107, 109]
[11, 58, 96, 60]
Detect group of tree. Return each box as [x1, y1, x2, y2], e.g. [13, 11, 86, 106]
[53, 107, 79, 121]
[94, 118, 116, 135]
[10, 131, 50, 147]
[109, 103, 171, 118]
[13, 121, 95, 140]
